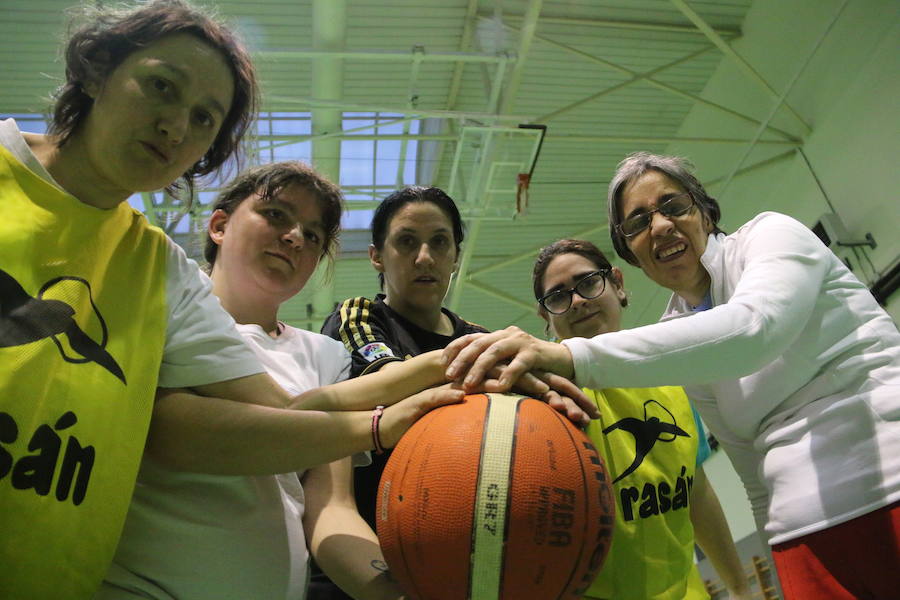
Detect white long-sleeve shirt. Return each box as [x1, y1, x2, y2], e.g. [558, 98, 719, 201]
[563, 212, 900, 544]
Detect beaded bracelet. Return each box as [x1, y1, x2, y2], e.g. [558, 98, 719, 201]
[371, 405, 386, 455]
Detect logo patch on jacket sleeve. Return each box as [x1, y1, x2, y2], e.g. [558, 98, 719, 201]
[359, 342, 394, 362]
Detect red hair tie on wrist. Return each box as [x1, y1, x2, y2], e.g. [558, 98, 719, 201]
[372, 405, 386, 455]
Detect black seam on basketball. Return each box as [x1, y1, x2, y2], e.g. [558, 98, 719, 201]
[467, 393, 492, 600]
[389, 402, 443, 600]
[387, 424, 415, 599]
[547, 406, 593, 600]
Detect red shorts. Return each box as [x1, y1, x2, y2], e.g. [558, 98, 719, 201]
[771, 501, 900, 600]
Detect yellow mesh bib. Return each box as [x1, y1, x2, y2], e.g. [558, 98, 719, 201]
[0, 145, 168, 598]
[584, 386, 709, 600]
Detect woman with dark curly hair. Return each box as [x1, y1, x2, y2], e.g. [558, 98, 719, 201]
[0, 3, 459, 598]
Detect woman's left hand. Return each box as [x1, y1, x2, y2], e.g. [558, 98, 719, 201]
[532, 369, 599, 424]
[443, 326, 575, 392]
[540, 389, 592, 428]
[480, 366, 598, 426]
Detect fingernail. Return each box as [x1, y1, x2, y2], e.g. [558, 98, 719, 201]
[446, 366, 457, 378]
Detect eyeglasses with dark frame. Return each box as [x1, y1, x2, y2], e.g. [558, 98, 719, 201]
[539, 270, 610, 315]
[618, 192, 696, 238]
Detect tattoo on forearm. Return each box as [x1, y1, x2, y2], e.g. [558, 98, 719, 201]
[371, 559, 395, 582]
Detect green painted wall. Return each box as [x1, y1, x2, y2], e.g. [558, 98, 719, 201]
[622, 0, 899, 331]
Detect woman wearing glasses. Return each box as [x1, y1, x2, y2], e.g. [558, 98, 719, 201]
[533, 239, 750, 600]
[444, 152, 900, 599]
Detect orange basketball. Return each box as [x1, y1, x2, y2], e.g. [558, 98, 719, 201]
[377, 392, 615, 600]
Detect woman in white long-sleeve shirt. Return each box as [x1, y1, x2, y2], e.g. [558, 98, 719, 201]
[443, 152, 900, 600]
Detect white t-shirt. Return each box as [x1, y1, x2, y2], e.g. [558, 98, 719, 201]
[99, 324, 352, 599]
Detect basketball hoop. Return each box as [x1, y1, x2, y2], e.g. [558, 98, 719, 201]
[515, 124, 546, 218]
[516, 172, 531, 217]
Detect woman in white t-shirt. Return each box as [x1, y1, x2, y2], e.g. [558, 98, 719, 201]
[101, 161, 404, 599]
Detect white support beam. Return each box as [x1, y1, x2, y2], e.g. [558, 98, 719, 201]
[491, 13, 741, 37]
[257, 49, 508, 64]
[535, 44, 716, 123]
[447, 0, 481, 110]
[449, 0, 544, 313]
[307, 0, 347, 325]
[485, 56, 509, 115]
[259, 134, 456, 147]
[498, 0, 543, 116]
[267, 94, 527, 122]
[433, 0, 480, 188]
[394, 121, 414, 187]
[508, 25, 798, 142]
[703, 149, 795, 190]
[549, 134, 797, 146]
[467, 223, 608, 279]
[466, 279, 537, 313]
[394, 48, 425, 186]
[447, 130, 495, 309]
[714, 1, 849, 198]
[670, 0, 812, 135]
[508, 309, 538, 329]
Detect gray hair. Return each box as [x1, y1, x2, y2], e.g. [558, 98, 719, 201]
[607, 152, 723, 265]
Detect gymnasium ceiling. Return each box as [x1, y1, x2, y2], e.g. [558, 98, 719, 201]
[1, 0, 814, 334]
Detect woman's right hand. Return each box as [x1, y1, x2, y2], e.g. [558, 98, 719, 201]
[488, 367, 598, 425]
[378, 386, 465, 449]
[443, 326, 575, 392]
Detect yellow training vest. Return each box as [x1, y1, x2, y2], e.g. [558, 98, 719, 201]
[0, 145, 168, 598]
[584, 386, 709, 600]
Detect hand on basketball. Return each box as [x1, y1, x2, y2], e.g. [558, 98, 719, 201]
[484, 366, 547, 396]
[378, 386, 465, 449]
[542, 390, 593, 428]
[443, 327, 576, 393]
[487, 367, 596, 425]
[532, 370, 599, 423]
